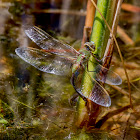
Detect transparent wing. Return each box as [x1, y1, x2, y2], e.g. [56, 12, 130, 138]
[94, 64, 122, 85]
[15, 47, 74, 75]
[71, 66, 111, 107]
[24, 26, 79, 57]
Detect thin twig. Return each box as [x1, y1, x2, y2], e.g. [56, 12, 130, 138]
[111, 85, 129, 97]
[31, 9, 86, 16]
[123, 112, 131, 140]
[95, 105, 131, 128]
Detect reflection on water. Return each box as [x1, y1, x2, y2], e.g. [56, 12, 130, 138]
[0, 1, 87, 139]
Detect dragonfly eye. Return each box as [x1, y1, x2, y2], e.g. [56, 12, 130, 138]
[84, 42, 96, 52]
[86, 46, 90, 51]
[90, 41, 96, 49]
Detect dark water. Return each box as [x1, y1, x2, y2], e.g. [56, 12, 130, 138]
[0, 1, 87, 139]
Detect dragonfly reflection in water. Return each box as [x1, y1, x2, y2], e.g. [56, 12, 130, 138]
[15, 26, 122, 107]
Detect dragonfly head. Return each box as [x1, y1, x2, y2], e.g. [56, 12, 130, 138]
[84, 41, 96, 53]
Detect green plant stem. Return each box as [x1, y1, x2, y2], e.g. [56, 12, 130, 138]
[77, 0, 117, 128]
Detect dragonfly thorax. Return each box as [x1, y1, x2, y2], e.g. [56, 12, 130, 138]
[72, 43, 96, 75]
[72, 49, 90, 74]
[79, 49, 90, 59]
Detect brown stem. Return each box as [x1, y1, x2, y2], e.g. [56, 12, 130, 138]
[81, 0, 97, 49]
[95, 105, 131, 128]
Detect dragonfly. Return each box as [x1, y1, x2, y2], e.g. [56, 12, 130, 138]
[15, 26, 122, 107]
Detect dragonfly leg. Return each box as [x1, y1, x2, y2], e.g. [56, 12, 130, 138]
[70, 93, 88, 107]
[86, 55, 110, 72]
[92, 54, 111, 63]
[69, 93, 79, 106]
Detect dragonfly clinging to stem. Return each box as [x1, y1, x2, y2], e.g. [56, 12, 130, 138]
[15, 26, 122, 107]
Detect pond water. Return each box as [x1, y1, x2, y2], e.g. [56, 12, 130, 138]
[0, 1, 87, 139]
